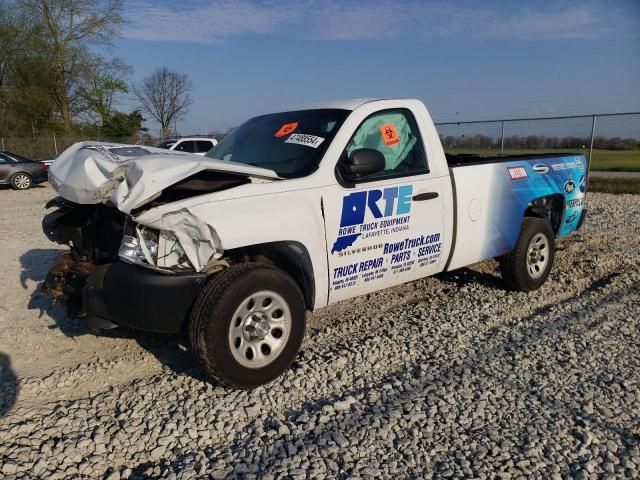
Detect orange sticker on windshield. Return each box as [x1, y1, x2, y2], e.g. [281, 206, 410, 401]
[380, 123, 400, 146]
[275, 122, 298, 138]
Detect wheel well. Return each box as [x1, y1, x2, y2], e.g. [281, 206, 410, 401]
[525, 194, 564, 236]
[223, 242, 316, 310]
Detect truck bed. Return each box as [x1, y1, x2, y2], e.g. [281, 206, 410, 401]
[445, 152, 583, 167]
[444, 152, 587, 271]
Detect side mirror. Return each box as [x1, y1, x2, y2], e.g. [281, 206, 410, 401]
[342, 148, 385, 178]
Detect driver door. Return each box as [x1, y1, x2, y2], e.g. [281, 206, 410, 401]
[322, 108, 445, 304]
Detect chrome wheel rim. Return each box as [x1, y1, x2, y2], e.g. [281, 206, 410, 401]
[526, 233, 549, 279]
[14, 174, 30, 189]
[228, 290, 291, 369]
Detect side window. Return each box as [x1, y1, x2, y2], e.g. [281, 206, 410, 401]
[196, 140, 213, 153]
[175, 141, 197, 153]
[342, 109, 428, 182]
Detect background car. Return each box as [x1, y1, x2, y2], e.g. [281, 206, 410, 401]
[40, 156, 57, 170]
[156, 137, 218, 156]
[0, 151, 48, 190]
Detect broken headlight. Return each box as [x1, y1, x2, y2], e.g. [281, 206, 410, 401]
[118, 224, 190, 273]
[118, 233, 158, 266]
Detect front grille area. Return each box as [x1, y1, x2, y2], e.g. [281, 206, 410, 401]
[43, 199, 127, 264]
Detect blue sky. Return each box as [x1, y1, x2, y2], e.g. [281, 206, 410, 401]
[114, 0, 640, 137]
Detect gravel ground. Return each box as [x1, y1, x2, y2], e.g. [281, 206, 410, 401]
[0, 185, 639, 479]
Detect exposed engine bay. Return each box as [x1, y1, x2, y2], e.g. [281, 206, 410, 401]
[42, 199, 126, 317]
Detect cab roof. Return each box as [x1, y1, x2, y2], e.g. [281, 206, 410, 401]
[276, 98, 382, 113]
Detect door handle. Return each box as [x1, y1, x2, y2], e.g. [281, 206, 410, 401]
[412, 192, 439, 201]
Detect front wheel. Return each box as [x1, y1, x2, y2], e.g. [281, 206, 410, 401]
[11, 173, 32, 190]
[500, 217, 555, 291]
[189, 263, 306, 389]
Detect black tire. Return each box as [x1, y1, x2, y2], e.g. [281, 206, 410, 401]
[499, 217, 555, 291]
[189, 263, 306, 389]
[10, 172, 32, 190]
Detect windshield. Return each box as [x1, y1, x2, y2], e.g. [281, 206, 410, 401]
[205, 109, 350, 177]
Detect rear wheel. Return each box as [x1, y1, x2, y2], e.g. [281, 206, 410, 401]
[500, 217, 555, 291]
[11, 173, 31, 190]
[189, 263, 306, 389]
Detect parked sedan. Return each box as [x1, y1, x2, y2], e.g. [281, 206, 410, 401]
[40, 156, 57, 170]
[0, 151, 48, 190]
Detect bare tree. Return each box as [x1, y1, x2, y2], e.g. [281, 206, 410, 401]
[133, 67, 193, 139]
[20, 0, 124, 132]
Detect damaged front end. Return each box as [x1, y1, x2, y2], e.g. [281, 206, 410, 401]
[42, 197, 208, 332]
[40, 142, 279, 332]
[42, 252, 96, 318]
[42, 198, 126, 318]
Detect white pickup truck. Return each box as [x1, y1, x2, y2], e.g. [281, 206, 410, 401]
[42, 99, 588, 388]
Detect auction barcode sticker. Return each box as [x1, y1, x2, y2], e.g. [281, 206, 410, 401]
[285, 133, 325, 148]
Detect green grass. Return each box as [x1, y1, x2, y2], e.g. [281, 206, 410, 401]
[588, 149, 640, 171]
[444, 148, 640, 172]
[587, 177, 640, 195]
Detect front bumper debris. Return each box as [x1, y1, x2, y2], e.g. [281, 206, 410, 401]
[43, 254, 207, 333]
[42, 253, 95, 318]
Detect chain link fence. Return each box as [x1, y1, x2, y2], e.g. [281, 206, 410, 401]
[435, 112, 640, 171]
[0, 133, 156, 160]
[2, 113, 639, 171]
[0, 132, 224, 160]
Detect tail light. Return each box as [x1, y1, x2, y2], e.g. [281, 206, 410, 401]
[39, 162, 48, 170]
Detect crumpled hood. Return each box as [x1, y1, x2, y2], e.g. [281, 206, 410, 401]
[48, 141, 280, 214]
